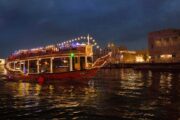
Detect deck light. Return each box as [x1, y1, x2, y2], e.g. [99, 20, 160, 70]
[70, 53, 75, 58]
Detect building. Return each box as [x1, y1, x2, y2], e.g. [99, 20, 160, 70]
[101, 43, 128, 64]
[135, 50, 149, 63]
[96, 43, 149, 64]
[148, 28, 180, 63]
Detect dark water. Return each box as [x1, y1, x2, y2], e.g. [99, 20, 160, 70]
[0, 65, 180, 120]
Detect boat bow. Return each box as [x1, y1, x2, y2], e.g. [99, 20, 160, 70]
[92, 52, 112, 68]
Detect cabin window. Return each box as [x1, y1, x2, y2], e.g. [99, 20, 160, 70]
[87, 57, 93, 63]
[74, 57, 80, 70]
[24, 61, 28, 73]
[19, 61, 28, 73]
[20, 61, 25, 72]
[10, 62, 14, 69]
[80, 57, 85, 70]
[39, 59, 51, 73]
[15, 62, 21, 70]
[75, 57, 78, 63]
[87, 57, 93, 68]
[29, 60, 38, 74]
[53, 58, 69, 73]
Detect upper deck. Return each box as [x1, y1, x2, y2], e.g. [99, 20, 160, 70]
[8, 44, 93, 61]
[7, 35, 98, 61]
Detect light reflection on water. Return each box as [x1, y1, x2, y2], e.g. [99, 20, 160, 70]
[0, 65, 179, 119]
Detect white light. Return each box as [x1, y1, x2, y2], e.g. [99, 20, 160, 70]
[136, 56, 144, 62]
[160, 54, 172, 59]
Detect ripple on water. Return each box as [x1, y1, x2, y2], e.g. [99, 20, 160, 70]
[0, 68, 179, 119]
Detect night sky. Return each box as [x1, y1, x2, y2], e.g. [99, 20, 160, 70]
[0, 0, 180, 57]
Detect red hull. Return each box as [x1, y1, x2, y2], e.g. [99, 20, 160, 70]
[7, 68, 98, 83]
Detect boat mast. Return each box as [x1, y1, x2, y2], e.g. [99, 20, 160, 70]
[85, 34, 90, 69]
[87, 34, 90, 45]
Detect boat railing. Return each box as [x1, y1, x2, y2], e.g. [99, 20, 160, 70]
[5, 63, 24, 74]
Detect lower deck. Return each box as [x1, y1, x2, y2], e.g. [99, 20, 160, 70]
[6, 55, 93, 75]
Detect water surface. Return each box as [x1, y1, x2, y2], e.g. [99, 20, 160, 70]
[0, 65, 179, 120]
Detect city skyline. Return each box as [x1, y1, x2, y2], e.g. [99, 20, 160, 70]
[0, 0, 180, 57]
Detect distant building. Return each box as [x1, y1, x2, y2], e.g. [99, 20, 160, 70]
[101, 42, 128, 64]
[96, 43, 149, 64]
[135, 50, 149, 63]
[148, 28, 180, 63]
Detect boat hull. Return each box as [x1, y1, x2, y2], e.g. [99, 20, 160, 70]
[6, 68, 98, 83]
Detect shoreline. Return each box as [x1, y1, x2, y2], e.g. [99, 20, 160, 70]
[103, 62, 180, 71]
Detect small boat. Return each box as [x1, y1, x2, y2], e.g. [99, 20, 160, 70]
[5, 35, 111, 83]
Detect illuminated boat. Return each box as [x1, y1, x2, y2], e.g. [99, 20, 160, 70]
[5, 35, 111, 82]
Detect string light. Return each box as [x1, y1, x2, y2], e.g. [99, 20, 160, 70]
[10, 35, 102, 59]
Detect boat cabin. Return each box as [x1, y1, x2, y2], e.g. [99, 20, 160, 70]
[6, 45, 94, 74]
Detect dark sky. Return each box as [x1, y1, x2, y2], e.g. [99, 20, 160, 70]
[0, 0, 180, 57]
